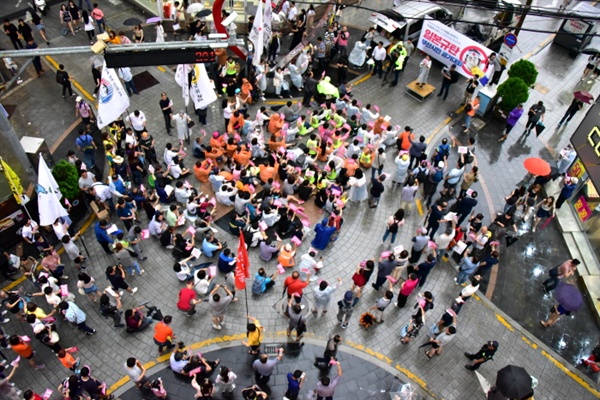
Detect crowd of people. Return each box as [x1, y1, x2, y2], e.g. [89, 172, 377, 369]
[0, 0, 590, 399]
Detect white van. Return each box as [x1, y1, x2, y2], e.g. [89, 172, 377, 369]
[368, 1, 454, 44]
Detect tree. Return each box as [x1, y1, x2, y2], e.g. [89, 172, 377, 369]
[52, 160, 80, 201]
[507, 59, 538, 87]
[496, 77, 530, 112]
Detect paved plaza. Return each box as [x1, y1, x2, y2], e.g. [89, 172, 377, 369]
[0, 1, 599, 399]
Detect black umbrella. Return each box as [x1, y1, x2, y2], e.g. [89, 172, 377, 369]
[124, 18, 143, 26]
[582, 37, 600, 55]
[195, 9, 212, 18]
[496, 365, 532, 400]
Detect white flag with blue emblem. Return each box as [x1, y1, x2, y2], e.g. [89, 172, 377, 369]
[189, 63, 217, 109]
[248, 0, 264, 67]
[37, 154, 68, 226]
[96, 61, 130, 129]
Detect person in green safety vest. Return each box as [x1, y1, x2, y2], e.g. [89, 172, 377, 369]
[224, 57, 239, 78]
[390, 46, 407, 87]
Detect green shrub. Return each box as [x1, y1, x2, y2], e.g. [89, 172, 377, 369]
[496, 77, 530, 112]
[507, 59, 538, 87]
[52, 160, 80, 201]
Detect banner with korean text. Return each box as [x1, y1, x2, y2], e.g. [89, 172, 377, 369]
[417, 20, 493, 78]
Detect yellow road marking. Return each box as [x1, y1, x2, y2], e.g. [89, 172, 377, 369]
[495, 313, 515, 332]
[542, 350, 600, 397]
[521, 336, 538, 349]
[415, 198, 423, 216]
[157, 66, 166, 72]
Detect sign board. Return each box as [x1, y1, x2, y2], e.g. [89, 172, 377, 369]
[504, 33, 517, 47]
[417, 20, 493, 78]
[105, 48, 216, 68]
[563, 19, 591, 36]
[574, 195, 591, 222]
[498, 43, 513, 66]
[570, 102, 600, 190]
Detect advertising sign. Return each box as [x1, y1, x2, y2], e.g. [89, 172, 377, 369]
[574, 196, 592, 222]
[570, 102, 600, 190]
[417, 20, 493, 78]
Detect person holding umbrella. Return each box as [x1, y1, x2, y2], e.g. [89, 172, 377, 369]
[541, 282, 583, 327]
[557, 93, 586, 128]
[492, 365, 534, 400]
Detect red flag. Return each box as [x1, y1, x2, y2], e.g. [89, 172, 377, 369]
[235, 233, 250, 290]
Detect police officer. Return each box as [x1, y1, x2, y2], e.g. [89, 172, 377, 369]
[464, 340, 498, 370]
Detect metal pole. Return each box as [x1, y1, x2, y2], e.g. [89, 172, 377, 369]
[78, 235, 91, 259]
[2, 58, 34, 93]
[0, 109, 37, 186]
[514, 0, 533, 37]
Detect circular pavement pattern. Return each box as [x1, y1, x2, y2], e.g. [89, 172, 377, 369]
[117, 343, 410, 400]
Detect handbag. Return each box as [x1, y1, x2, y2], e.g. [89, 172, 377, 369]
[535, 121, 545, 137]
[187, 120, 195, 129]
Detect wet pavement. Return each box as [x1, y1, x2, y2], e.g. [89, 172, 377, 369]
[0, 0, 599, 399]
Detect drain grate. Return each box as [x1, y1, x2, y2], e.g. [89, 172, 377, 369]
[263, 344, 283, 355]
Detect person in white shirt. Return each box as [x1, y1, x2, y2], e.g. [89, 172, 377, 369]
[126, 110, 146, 135]
[372, 42, 387, 79]
[148, 213, 167, 237]
[21, 218, 39, 244]
[164, 157, 190, 179]
[78, 170, 96, 192]
[124, 128, 138, 147]
[360, 104, 379, 125]
[163, 145, 180, 166]
[216, 184, 237, 206]
[424, 325, 457, 358]
[287, 1, 297, 21]
[194, 269, 215, 297]
[280, 0, 290, 17]
[118, 67, 139, 97]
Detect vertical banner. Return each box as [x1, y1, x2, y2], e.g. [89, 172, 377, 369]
[263, 0, 272, 50]
[235, 233, 250, 290]
[175, 64, 190, 107]
[248, 0, 264, 66]
[96, 61, 130, 129]
[189, 63, 217, 109]
[37, 154, 68, 226]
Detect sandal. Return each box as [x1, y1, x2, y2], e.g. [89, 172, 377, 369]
[425, 351, 432, 359]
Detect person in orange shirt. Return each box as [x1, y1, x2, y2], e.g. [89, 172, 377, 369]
[204, 145, 224, 163]
[153, 315, 176, 354]
[268, 113, 284, 135]
[9, 335, 45, 369]
[268, 133, 288, 152]
[259, 161, 279, 183]
[58, 349, 80, 372]
[225, 137, 238, 158]
[463, 95, 480, 133]
[317, 140, 333, 162]
[228, 111, 245, 134]
[344, 154, 360, 176]
[233, 145, 251, 166]
[397, 126, 414, 152]
[194, 159, 212, 183]
[278, 244, 297, 268]
[210, 132, 226, 150]
[373, 116, 388, 135]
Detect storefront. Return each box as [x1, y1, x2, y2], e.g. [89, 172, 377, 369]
[569, 102, 600, 259]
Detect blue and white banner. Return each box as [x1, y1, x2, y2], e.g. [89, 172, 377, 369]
[37, 154, 68, 226]
[96, 61, 130, 129]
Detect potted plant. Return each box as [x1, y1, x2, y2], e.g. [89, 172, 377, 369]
[507, 59, 538, 87]
[52, 160, 88, 226]
[495, 77, 530, 113]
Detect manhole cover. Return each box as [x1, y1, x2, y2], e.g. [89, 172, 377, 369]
[472, 118, 487, 131]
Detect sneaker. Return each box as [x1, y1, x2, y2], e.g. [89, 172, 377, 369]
[86, 329, 96, 336]
[1, 310, 7, 315]
[92, 93, 96, 98]
[131, 287, 138, 294]
[341, 322, 348, 329]
[453, 278, 458, 285]
[212, 324, 222, 330]
[139, 269, 145, 275]
[166, 245, 174, 249]
[119, 291, 124, 297]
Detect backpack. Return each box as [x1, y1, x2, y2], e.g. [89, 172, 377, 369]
[431, 169, 444, 183]
[252, 276, 264, 295]
[56, 70, 66, 84]
[415, 168, 427, 184]
[388, 219, 399, 233]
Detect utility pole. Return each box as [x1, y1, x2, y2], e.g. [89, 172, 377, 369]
[0, 108, 37, 186]
[514, 0, 533, 37]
